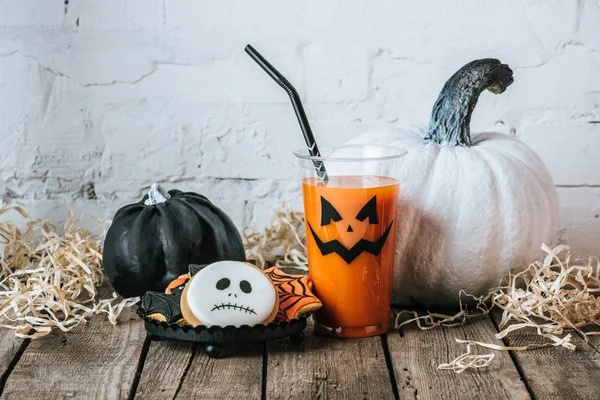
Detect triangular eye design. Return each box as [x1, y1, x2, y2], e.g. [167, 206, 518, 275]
[320, 197, 342, 226]
[356, 196, 379, 224]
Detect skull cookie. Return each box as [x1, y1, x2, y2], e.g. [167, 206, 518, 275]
[181, 261, 279, 327]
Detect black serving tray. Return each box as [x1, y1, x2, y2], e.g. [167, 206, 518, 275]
[137, 307, 308, 357]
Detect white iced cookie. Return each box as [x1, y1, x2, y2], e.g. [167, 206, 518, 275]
[181, 261, 279, 327]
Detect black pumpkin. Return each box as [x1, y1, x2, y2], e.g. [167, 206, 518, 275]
[102, 184, 246, 298]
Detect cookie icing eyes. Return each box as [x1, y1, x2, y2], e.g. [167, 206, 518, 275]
[240, 280, 252, 293]
[216, 278, 230, 290]
[184, 261, 277, 327]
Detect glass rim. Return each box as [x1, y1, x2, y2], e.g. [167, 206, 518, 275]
[293, 144, 407, 162]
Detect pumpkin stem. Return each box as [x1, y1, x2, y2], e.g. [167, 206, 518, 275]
[423, 59, 513, 147]
[144, 183, 171, 205]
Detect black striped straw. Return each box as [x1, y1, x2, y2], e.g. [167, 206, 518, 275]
[245, 44, 328, 181]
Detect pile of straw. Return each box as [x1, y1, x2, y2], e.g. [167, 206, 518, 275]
[396, 244, 600, 372]
[0, 206, 137, 339]
[243, 207, 308, 271]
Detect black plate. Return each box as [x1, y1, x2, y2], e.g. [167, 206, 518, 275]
[137, 307, 308, 357]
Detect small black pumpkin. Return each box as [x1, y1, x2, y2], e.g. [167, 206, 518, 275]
[102, 184, 246, 298]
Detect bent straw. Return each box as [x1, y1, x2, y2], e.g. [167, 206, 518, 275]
[245, 44, 328, 181]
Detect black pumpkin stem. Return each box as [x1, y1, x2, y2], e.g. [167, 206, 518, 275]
[423, 59, 514, 147]
[145, 183, 171, 205]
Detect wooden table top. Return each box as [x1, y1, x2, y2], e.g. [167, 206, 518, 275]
[0, 304, 598, 400]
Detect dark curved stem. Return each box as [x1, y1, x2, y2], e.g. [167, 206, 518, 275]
[423, 59, 514, 147]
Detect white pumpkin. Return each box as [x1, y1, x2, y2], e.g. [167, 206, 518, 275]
[348, 59, 559, 309]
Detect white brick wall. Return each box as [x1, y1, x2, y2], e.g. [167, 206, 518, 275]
[0, 0, 598, 256]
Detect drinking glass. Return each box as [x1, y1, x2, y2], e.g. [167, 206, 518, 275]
[294, 145, 405, 338]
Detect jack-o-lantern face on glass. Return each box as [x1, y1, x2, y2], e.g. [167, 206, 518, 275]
[307, 194, 394, 264]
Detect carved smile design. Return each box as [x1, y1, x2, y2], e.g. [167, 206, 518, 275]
[308, 221, 394, 264]
[211, 303, 257, 315]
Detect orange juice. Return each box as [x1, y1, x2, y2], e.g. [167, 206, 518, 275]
[302, 175, 398, 338]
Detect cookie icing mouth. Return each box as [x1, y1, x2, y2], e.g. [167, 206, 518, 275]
[211, 303, 257, 315]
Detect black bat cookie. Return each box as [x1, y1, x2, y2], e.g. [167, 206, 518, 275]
[141, 290, 183, 324]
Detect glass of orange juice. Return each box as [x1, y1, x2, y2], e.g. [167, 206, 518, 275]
[294, 144, 405, 338]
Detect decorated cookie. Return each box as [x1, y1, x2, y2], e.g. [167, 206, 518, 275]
[141, 288, 186, 325]
[264, 267, 322, 321]
[181, 261, 279, 327]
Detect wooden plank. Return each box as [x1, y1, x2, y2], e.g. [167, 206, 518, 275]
[266, 320, 395, 399]
[491, 311, 600, 400]
[134, 341, 195, 400]
[0, 335, 27, 392]
[387, 314, 530, 400]
[0, 336, 26, 378]
[0, 290, 147, 400]
[173, 343, 264, 399]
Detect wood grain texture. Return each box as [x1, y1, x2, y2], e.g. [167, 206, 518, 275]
[0, 297, 146, 400]
[174, 343, 264, 399]
[0, 336, 25, 382]
[491, 310, 600, 400]
[388, 315, 530, 400]
[266, 320, 395, 399]
[134, 341, 195, 400]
